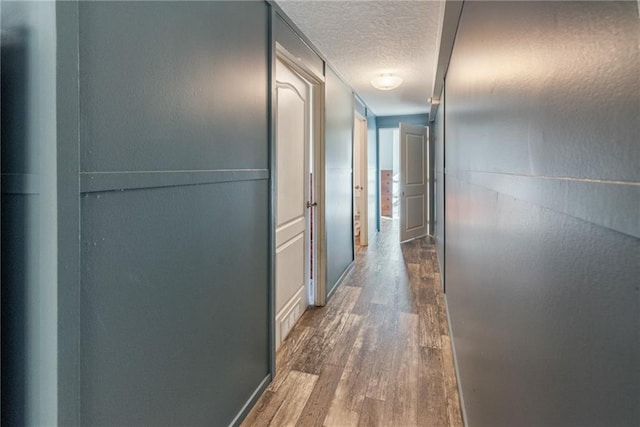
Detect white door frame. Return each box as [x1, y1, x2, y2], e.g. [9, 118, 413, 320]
[274, 56, 310, 351]
[353, 112, 368, 247]
[275, 44, 327, 307]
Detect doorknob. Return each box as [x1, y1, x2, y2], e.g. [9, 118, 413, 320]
[306, 201, 318, 208]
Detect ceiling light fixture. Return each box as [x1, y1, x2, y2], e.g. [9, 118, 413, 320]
[370, 74, 403, 91]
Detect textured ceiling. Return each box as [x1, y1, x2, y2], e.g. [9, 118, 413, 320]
[276, 0, 444, 116]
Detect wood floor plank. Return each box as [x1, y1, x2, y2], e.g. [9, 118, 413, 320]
[240, 390, 277, 427]
[418, 346, 448, 426]
[272, 325, 316, 392]
[297, 305, 328, 329]
[393, 271, 417, 314]
[365, 308, 398, 402]
[295, 364, 344, 427]
[401, 242, 421, 264]
[299, 286, 360, 330]
[323, 309, 382, 427]
[353, 263, 395, 314]
[269, 370, 319, 426]
[293, 311, 360, 375]
[329, 285, 362, 313]
[325, 313, 364, 367]
[406, 262, 423, 313]
[357, 397, 385, 427]
[242, 370, 317, 427]
[243, 220, 463, 427]
[435, 285, 450, 336]
[323, 329, 366, 426]
[382, 312, 420, 427]
[370, 286, 391, 306]
[419, 304, 442, 349]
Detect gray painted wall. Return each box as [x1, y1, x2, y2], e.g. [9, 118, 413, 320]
[325, 66, 355, 295]
[3, 1, 378, 424]
[442, 2, 640, 426]
[1, 2, 58, 424]
[77, 2, 269, 425]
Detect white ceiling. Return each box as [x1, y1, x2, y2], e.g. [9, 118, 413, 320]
[275, 0, 444, 117]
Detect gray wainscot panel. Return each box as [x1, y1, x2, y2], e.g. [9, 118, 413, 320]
[80, 182, 269, 425]
[77, 1, 271, 425]
[324, 66, 354, 294]
[79, 1, 269, 172]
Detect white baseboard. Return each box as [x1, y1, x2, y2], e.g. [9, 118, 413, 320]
[275, 286, 307, 351]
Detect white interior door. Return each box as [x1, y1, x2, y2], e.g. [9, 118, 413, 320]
[353, 117, 362, 226]
[353, 115, 368, 246]
[275, 57, 310, 350]
[399, 122, 429, 242]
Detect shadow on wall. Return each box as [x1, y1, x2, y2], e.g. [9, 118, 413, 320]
[1, 24, 29, 427]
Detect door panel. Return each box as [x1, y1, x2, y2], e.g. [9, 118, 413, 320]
[407, 136, 425, 185]
[275, 235, 305, 311]
[276, 87, 305, 226]
[400, 123, 429, 241]
[275, 217, 305, 247]
[406, 195, 425, 229]
[275, 57, 310, 350]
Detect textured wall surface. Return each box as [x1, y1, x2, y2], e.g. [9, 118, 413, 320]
[443, 2, 640, 426]
[78, 2, 269, 424]
[325, 66, 354, 295]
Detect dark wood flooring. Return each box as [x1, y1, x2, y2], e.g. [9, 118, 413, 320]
[242, 219, 463, 427]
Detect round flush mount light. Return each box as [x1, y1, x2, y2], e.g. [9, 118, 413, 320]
[370, 74, 403, 91]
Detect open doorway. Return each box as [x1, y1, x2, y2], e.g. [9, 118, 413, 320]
[353, 113, 368, 253]
[379, 128, 400, 221]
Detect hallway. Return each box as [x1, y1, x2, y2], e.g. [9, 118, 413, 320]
[243, 220, 463, 427]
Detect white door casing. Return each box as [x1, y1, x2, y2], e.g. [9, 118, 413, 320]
[353, 117, 362, 222]
[275, 57, 310, 350]
[399, 122, 429, 242]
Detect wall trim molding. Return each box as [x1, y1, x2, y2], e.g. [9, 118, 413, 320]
[429, 0, 464, 122]
[452, 171, 640, 239]
[228, 375, 272, 427]
[80, 169, 269, 193]
[56, 1, 81, 424]
[444, 295, 469, 427]
[327, 260, 355, 301]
